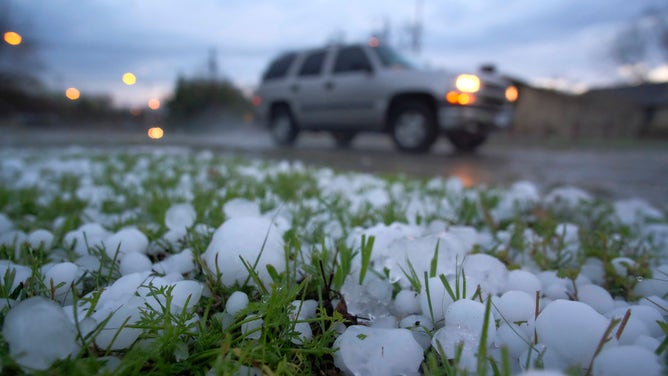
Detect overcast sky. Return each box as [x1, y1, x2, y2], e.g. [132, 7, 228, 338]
[5, 0, 668, 107]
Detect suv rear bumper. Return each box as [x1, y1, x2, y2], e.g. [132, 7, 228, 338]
[438, 104, 513, 131]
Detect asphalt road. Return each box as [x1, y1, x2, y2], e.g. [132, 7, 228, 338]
[2, 124, 667, 209]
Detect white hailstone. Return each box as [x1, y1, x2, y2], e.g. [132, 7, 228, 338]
[445, 176, 464, 195]
[93, 296, 143, 350]
[241, 315, 263, 340]
[639, 295, 668, 313]
[431, 325, 480, 369]
[592, 345, 662, 376]
[2, 297, 78, 370]
[535, 300, 611, 367]
[0, 230, 27, 257]
[98, 272, 151, 307]
[165, 203, 197, 231]
[119, 252, 153, 275]
[516, 371, 567, 376]
[491, 181, 540, 221]
[290, 300, 318, 320]
[609, 305, 664, 337]
[229, 366, 262, 376]
[614, 314, 650, 345]
[0, 213, 13, 234]
[203, 216, 285, 287]
[544, 186, 592, 210]
[419, 275, 478, 324]
[537, 271, 570, 300]
[519, 343, 567, 372]
[610, 257, 635, 277]
[577, 284, 614, 314]
[613, 198, 663, 226]
[399, 314, 433, 349]
[63, 223, 110, 256]
[504, 269, 542, 295]
[223, 198, 261, 219]
[291, 322, 313, 345]
[103, 227, 149, 259]
[495, 322, 533, 358]
[333, 325, 423, 376]
[379, 230, 469, 288]
[28, 229, 54, 250]
[41, 262, 78, 303]
[580, 258, 605, 285]
[495, 290, 535, 323]
[634, 265, 668, 297]
[74, 255, 100, 274]
[152, 248, 196, 275]
[393, 289, 421, 317]
[445, 299, 496, 344]
[340, 272, 393, 320]
[369, 316, 397, 328]
[170, 280, 203, 312]
[634, 335, 661, 352]
[0, 260, 32, 291]
[158, 228, 187, 252]
[138, 275, 171, 312]
[462, 253, 508, 296]
[162, 272, 184, 283]
[226, 291, 250, 316]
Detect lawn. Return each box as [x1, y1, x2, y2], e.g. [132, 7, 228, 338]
[0, 146, 666, 375]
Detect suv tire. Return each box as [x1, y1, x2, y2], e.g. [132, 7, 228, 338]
[389, 100, 437, 153]
[270, 106, 298, 146]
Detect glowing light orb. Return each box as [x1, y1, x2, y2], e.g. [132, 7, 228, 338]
[147, 98, 160, 110]
[147, 127, 164, 139]
[3, 31, 22, 46]
[65, 88, 80, 101]
[122, 72, 137, 85]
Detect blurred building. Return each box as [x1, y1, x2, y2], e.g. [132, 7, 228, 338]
[510, 82, 668, 140]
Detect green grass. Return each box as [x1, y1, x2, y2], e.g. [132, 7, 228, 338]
[0, 148, 666, 375]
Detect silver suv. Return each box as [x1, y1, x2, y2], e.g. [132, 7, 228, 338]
[253, 41, 518, 152]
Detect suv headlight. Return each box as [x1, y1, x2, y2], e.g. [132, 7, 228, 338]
[455, 74, 480, 93]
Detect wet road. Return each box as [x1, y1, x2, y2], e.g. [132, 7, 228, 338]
[2, 124, 667, 209]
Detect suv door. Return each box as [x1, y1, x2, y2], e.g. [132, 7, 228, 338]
[290, 49, 331, 128]
[324, 45, 385, 128]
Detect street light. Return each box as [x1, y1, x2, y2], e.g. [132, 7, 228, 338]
[3, 31, 22, 46]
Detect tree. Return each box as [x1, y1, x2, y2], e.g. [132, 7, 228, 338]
[166, 75, 252, 127]
[610, 7, 668, 83]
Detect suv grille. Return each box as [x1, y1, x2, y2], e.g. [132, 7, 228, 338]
[479, 82, 506, 109]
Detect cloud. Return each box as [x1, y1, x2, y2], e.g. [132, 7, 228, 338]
[8, 0, 667, 106]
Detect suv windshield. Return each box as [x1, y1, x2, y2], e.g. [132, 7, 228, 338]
[371, 45, 416, 69]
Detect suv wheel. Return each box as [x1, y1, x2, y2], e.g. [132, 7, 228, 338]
[389, 101, 437, 153]
[445, 129, 488, 153]
[270, 106, 298, 146]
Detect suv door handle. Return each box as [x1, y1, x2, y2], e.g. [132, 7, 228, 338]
[324, 81, 334, 90]
[290, 84, 299, 93]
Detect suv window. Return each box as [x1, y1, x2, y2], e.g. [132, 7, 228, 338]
[262, 52, 297, 81]
[298, 50, 327, 77]
[333, 46, 372, 74]
[371, 45, 416, 69]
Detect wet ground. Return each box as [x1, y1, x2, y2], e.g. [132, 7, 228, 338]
[2, 124, 667, 209]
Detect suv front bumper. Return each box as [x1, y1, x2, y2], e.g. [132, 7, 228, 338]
[438, 104, 513, 131]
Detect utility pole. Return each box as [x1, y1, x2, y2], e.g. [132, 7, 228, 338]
[208, 47, 218, 81]
[411, 0, 423, 54]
